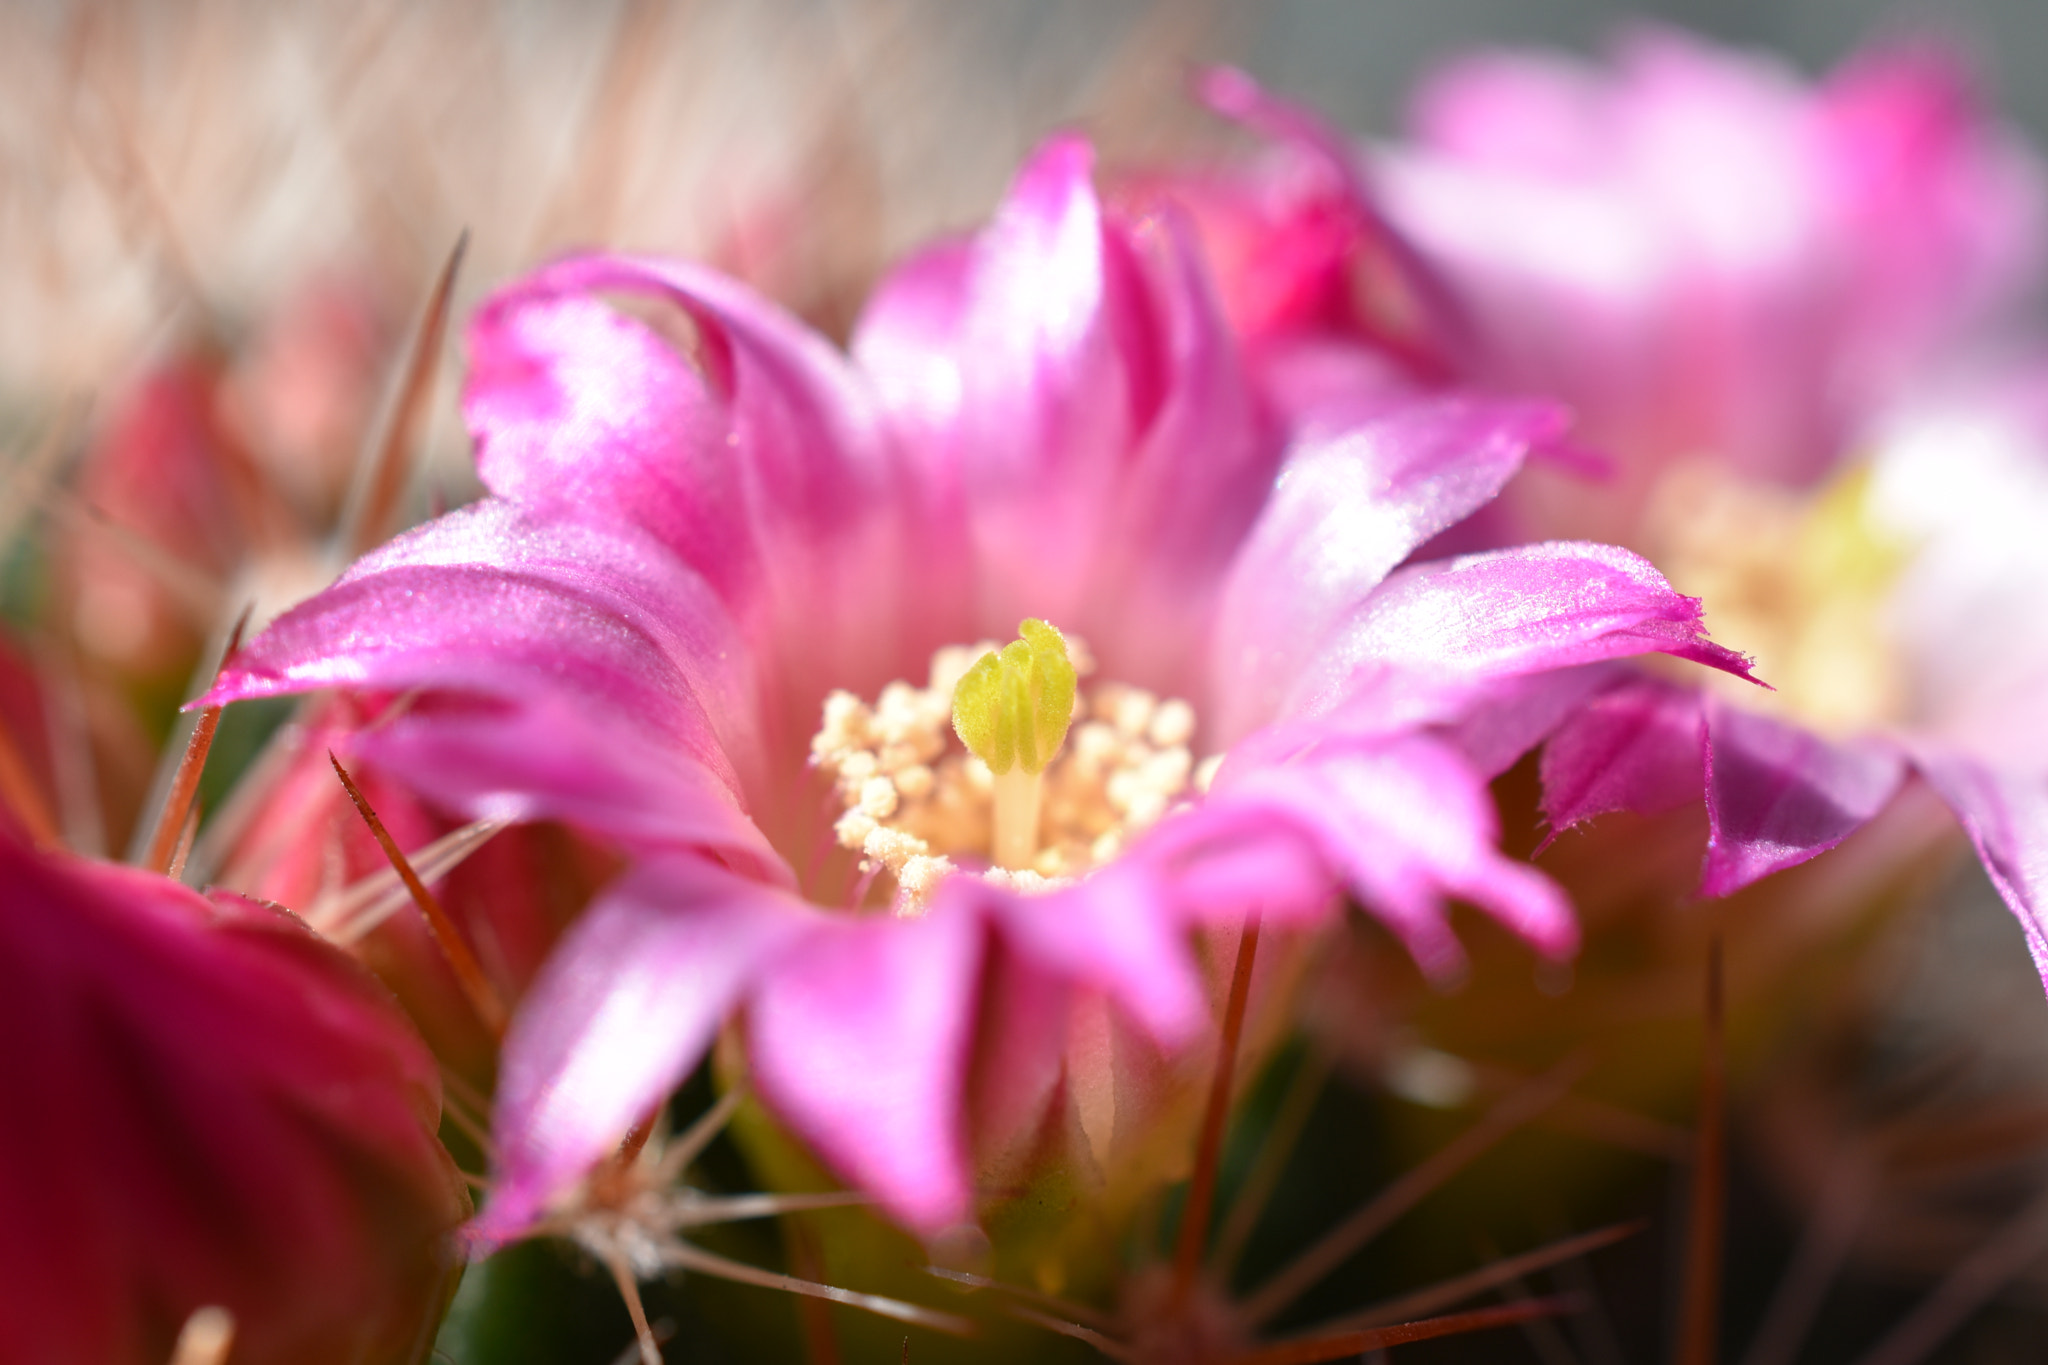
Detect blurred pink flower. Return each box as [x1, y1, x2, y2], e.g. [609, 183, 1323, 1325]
[1384, 27, 2042, 511]
[0, 815, 466, 1365]
[206, 136, 1751, 1245]
[1178, 38, 2048, 968]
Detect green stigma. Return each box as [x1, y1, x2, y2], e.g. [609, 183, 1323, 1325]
[952, 619, 1077, 777]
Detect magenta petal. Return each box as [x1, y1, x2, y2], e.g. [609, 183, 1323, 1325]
[203, 500, 783, 876]
[1539, 674, 1705, 840]
[467, 254, 888, 566]
[949, 135, 1138, 626]
[470, 857, 813, 1251]
[1287, 540, 1756, 733]
[1208, 735, 1576, 970]
[850, 237, 979, 643]
[1441, 664, 1622, 779]
[1104, 807, 1335, 936]
[747, 906, 984, 1234]
[1915, 752, 2048, 980]
[853, 236, 975, 467]
[856, 195, 1281, 675]
[465, 252, 910, 695]
[1089, 206, 1277, 674]
[942, 872, 1209, 1047]
[961, 955, 1074, 1180]
[462, 287, 739, 573]
[1212, 396, 1571, 740]
[209, 501, 756, 760]
[355, 697, 787, 886]
[1699, 699, 1906, 898]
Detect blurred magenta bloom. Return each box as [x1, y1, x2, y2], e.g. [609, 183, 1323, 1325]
[1179, 37, 2048, 966]
[1383, 27, 2042, 511]
[207, 136, 1751, 1244]
[0, 817, 465, 1364]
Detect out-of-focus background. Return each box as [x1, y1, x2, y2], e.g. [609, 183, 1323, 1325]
[10, 0, 2048, 403]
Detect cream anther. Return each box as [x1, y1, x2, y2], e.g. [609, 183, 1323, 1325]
[987, 866, 1071, 896]
[1096, 683, 1156, 740]
[857, 777, 899, 820]
[834, 809, 877, 848]
[894, 764, 935, 801]
[810, 641, 1209, 913]
[1148, 699, 1196, 748]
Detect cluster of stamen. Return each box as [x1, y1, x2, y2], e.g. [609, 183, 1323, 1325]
[810, 633, 1212, 914]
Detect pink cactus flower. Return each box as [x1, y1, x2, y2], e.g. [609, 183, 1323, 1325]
[1177, 37, 2048, 973]
[1382, 27, 2042, 522]
[0, 815, 467, 1365]
[205, 135, 1753, 1247]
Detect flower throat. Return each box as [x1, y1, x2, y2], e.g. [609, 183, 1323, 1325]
[810, 620, 1209, 914]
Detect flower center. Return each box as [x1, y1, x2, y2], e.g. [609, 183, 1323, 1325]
[809, 623, 1211, 914]
[1647, 460, 1915, 734]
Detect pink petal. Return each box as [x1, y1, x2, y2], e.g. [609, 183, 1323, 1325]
[858, 168, 1286, 682]
[1203, 734, 1576, 971]
[1539, 674, 1705, 840]
[863, 135, 1296, 686]
[960, 956, 1074, 1184]
[862, 143, 1208, 664]
[1699, 698, 1906, 898]
[462, 287, 739, 576]
[1407, 47, 1612, 176]
[1913, 752, 2048, 982]
[1198, 66, 1366, 200]
[852, 236, 975, 470]
[209, 500, 756, 759]
[1087, 205, 1279, 679]
[203, 501, 784, 878]
[355, 696, 787, 886]
[470, 856, 814, 1251]
[465, 253, 911, 702]
[945, 135, 1140, 632]
[747, 905, 985, 1235]
[850, 237, 979, 645]
[469, 254, 888, 557]
[1211, 396, 1571, 741]
[1439, 664, 1623, 779]
[1101, 806, 1334, 934]
[940, 869, 1210, 1047]
[1285, 540, 1756, 733]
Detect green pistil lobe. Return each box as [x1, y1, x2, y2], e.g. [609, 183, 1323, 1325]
[951, 619, 1077, 777]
